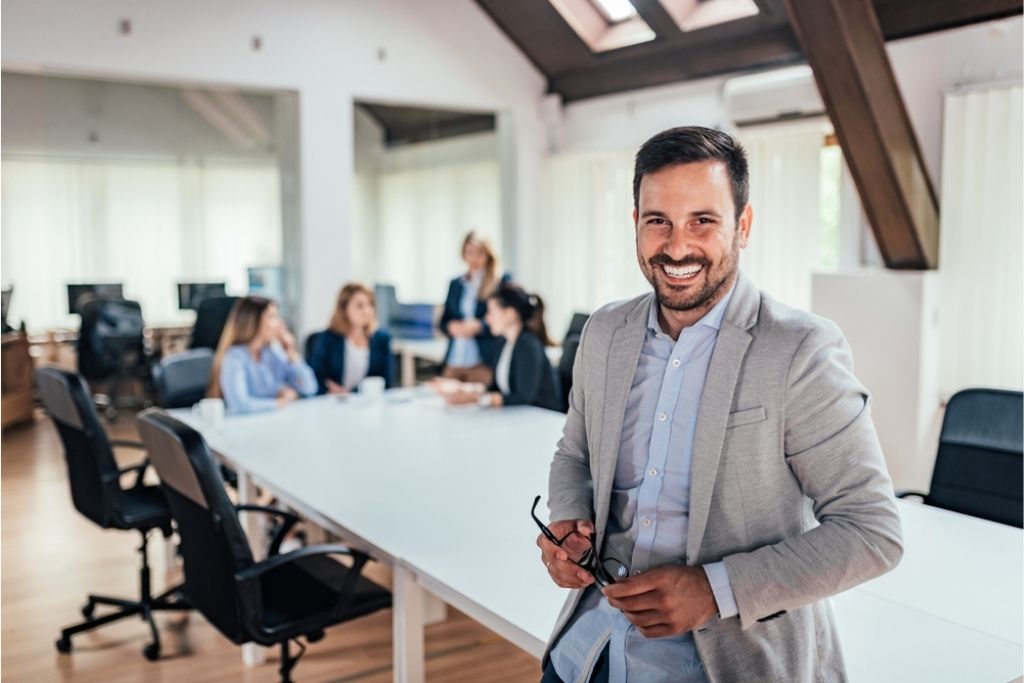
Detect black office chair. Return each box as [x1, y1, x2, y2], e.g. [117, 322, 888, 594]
[897, 388, 1023, 528]
[136, 409, 392, 682]
[190, 295, 238, 350]
[152, 348, 215, 409]
[564, 312, 589, 344]
[557, 335, 581, 414]
[36, 367, 190, 660]
[77, 297, 150, 419]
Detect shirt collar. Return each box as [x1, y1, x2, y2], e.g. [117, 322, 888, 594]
[646, 281, 737, 336]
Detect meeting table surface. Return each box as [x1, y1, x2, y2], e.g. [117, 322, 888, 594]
[171, 391, 1024, 683]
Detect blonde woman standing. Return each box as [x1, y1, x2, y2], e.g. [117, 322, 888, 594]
[438, 231, 509, 384]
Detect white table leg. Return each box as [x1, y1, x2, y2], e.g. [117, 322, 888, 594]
[401, 349, 416, 388]
[393, 564, 425, 683]
[237, 471, 268, 667]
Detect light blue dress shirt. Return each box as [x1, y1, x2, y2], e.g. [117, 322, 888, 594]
[446, 272, 483, 368]
[550, 286, 739, 683]
[219, 343, 317, 415]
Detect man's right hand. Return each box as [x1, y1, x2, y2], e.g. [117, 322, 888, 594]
[537, 519, 597, 589]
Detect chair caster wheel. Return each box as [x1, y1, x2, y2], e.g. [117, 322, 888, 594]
[142, 643, 160, 661]
[56, 637, 72, 654]
[81, 603, 95, 619]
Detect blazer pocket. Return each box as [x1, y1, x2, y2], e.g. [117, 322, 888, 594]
[726, 405, 767, 429]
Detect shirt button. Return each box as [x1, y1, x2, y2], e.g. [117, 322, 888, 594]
[642, 518, 652, 527]
[633, 569, 642, 576]
[672, 358, 681, 367]
[657, 412, 667, 422]
[648, 468, 658, 477]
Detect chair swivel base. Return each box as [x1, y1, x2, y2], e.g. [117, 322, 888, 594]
[55, 584, 190, 661]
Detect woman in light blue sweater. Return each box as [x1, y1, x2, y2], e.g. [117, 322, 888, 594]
[207, 296, 317, 414]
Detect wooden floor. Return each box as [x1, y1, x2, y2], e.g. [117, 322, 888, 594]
[0, 410, 540, 682]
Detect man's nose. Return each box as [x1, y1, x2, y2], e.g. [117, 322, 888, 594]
[662, 226, 695, 260]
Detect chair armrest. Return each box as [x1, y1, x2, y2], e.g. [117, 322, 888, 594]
[895, 490, 928, 501]
[110, 439, 147, 450]
[106, 458, 149, 488]
[235, 504, 300, 557]
[236, 544, 372, 621]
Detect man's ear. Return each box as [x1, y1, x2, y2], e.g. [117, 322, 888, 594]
[736, 204, 753, 249]
[632, 207, 639, 231]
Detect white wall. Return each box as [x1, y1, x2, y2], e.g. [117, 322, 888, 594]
[1, 0, 547, 334]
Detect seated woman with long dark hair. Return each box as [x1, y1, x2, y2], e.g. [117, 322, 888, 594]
[307, 283, 394, 394]
[208, 296, 317, 414]
[443, 283, 562, 412]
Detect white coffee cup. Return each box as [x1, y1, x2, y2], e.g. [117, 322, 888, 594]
[358, 376, 386, 401]
[194, 397, 225, 429]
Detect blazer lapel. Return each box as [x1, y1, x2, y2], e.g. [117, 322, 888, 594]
[686, 274, 760, 562]
[594, 295, 651, 541]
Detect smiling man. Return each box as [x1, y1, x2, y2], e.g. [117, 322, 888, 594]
[537, 127, 903, 682]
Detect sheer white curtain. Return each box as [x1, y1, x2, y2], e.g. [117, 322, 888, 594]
[535, 149, 647, 338]
[937, 84, 1023, 394]
[372, 160, 501, 302]
[739, 119, 829, 310]
[1, 157, 281, 331]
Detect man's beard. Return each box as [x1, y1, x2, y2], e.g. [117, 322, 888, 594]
[639, 238, 739, 314]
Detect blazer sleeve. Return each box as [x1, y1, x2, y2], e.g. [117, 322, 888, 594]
[307, 332, 329, 395]
[502, 334, 546, 408]
[548, 318, 596, 524]
[439, 279, 461, 338]
[721, 320, 904, 630]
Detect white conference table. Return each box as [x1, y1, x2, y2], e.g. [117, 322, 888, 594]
[173, 393, 1023, 682]
[391, 337, 562, 387]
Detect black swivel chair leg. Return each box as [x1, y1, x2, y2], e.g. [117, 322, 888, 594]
[278, 639, 306, 683]
[55, 530, 190, 660]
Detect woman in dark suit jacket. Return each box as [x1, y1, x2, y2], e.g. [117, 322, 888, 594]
[438, 231, 508, 385]
[307, 283, 394, 394]
[444, 283, 562, 412]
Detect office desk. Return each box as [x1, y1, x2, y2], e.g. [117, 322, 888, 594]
[174, 395, 1023, 682]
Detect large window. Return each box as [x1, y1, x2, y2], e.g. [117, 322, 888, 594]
[1, 157, 281, 331]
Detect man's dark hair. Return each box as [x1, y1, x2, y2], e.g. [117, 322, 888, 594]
[632, 126, 749, 221]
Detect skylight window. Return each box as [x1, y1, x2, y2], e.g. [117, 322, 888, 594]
[549, 0, 655, 52]
[591, 0, 638, 24]
[657, 0, 759, 32]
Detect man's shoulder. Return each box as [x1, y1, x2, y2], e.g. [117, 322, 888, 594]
[750, 290, 845, 351]
[584, 293, 651, 336]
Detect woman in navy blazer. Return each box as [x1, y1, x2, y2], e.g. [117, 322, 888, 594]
[438, 231, 508, 385]
[444, 283, 563, 412]
[307, 283, 394, 394]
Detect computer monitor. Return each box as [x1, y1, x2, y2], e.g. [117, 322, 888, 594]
[177, 282, 228, 311]
[67, 283, 124, 315]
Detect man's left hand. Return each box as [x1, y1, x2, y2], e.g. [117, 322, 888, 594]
[602, 565, 718, 638]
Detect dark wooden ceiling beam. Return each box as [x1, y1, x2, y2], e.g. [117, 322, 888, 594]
[629, 0, 684, 41]
[874, 0, 1023, 40]
[784, 0, 939, 269]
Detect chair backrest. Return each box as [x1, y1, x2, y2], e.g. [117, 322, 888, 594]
[136, 409, 255, 642]
[190, 296, 239, 350]
[928, 388, 1023, 527]
[77, 298, 146, 380]
[557, 335, 581, 414]
[36, 367, 122, 528]
[565, 312, 589, 341]
[153, 348, 215, 409]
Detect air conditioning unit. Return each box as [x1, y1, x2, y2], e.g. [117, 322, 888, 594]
[723, 65, 824, 127]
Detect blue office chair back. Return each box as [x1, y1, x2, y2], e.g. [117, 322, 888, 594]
[36, 367, 122, 528]
[153, 348, 215, 409]
[137, 409, 255, 642]
[929, 388, 1023, 527]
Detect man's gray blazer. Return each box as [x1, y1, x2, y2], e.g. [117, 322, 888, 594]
[546, 272, 903, 682]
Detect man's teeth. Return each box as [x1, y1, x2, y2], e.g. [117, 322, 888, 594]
[663, 264, 703, 278]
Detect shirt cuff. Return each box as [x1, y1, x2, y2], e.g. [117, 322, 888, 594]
[703, 561, 739, 619]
